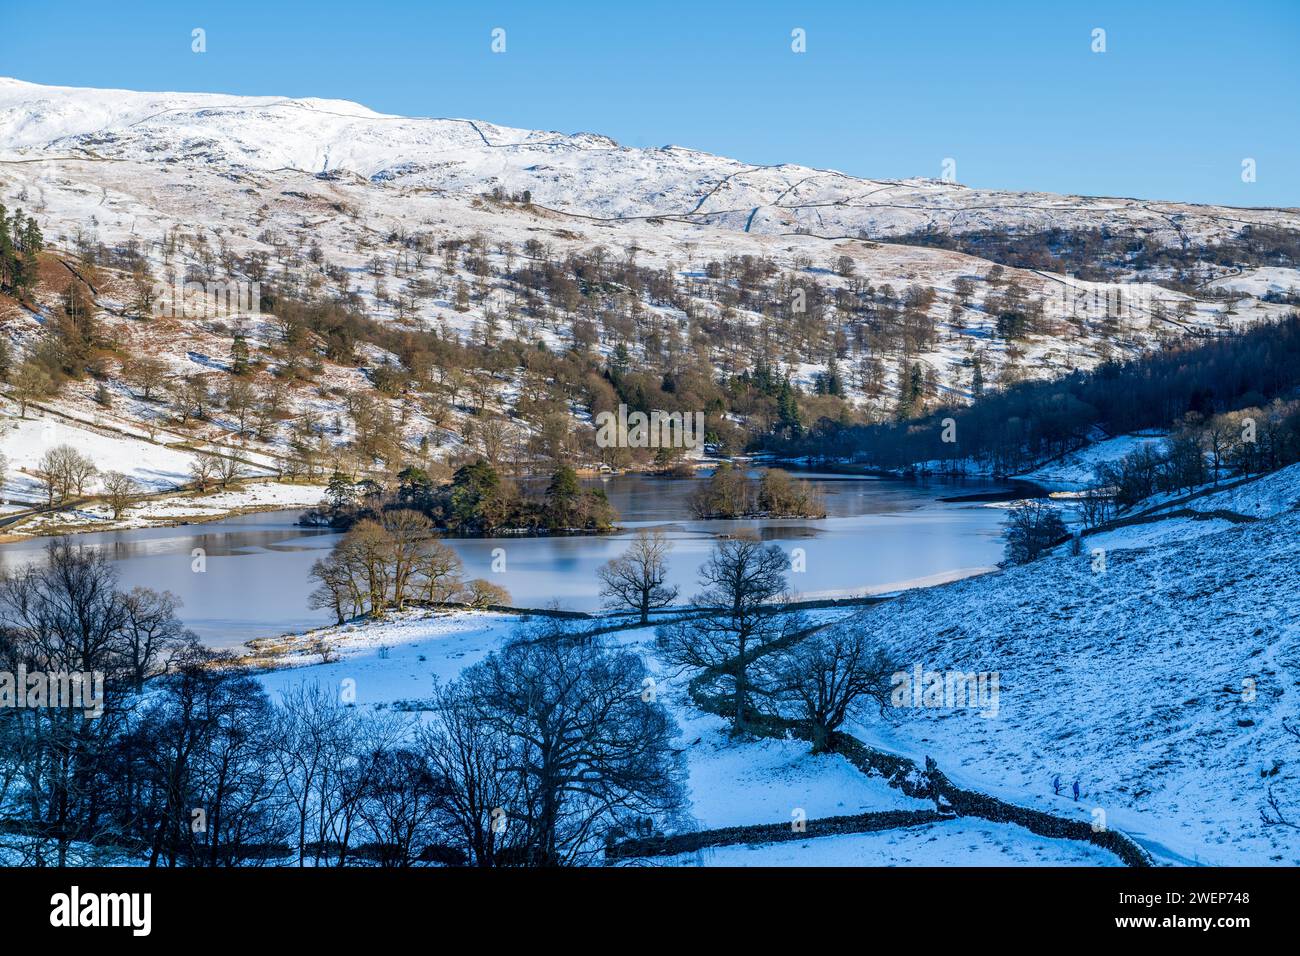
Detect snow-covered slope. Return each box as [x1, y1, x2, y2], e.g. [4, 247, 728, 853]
[3, 77, 1296, 243]
[1015, 432, 1169, 490]
[845, 469, 1300, 866]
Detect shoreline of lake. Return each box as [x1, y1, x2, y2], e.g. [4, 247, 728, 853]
[0, 472, 1019, 649]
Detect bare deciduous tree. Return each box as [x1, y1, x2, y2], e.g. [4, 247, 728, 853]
[463, 631, 686, 865]
[100, 470, 139, 519]
[34, 444, 98, 507]
[461, 578, 511, 609]
[597, 529, 679, 624]
[772, 622, 896, 753]
[189, 451, 220, 491]
[418, 680, 517, 867]
[658, 534, 789, 733]
[413, 538, 463, 605]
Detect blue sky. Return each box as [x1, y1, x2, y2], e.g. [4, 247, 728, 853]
[3, 0, 1296, 207]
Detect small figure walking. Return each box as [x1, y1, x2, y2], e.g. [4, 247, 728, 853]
[1072, 779, 1081, 802]
[1052, 774, 1061, 796]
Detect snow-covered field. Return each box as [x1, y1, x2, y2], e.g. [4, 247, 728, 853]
[1208, 267, 1300, 299]
[1080, 515, 1237, 554]
[1173, 463, 1300, 520]
[0, 410, 196, 503]
[252, 610, 520, 705]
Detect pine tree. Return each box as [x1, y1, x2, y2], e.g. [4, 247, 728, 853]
[230, 334, 250, 376]
[777, 377, 803, 437]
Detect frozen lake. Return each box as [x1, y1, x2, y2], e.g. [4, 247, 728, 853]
[0, 472, 1018, 648]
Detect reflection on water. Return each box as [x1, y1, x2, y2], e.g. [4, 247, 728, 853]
[0, 472, 1012, 649]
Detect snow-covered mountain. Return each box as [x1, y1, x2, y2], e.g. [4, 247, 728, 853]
[3, 77, 1296, 243]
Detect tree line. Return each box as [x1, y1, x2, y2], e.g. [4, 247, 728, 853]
[303, 460, 617, 536]
[767, 312, 1300, 477]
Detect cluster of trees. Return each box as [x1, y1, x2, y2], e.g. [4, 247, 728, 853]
[0, 541, 685, 867]
[29, 442, 241, 517]
[6, 279, 105, 414]
[1001, 397, 1300, 565]
[30, 443, 141, 519]
[32, 444, 98, 508]
[305, 461, 617, 536]
[1094, 402, 1300, 508]
[0, 203, 43, 299]
[0, 542, 199, 865]
[307, 509, 503, 623]
[59, 219, 987, 481]
[20, 177, 1300, 504]
[769, 312, 1300, 477]
[1003, 501, 1069, 565]
[689, 464, 825, 519]
[187, 447, 246, 492]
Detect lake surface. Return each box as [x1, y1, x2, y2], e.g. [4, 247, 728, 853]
[0, 473, 1015, 649]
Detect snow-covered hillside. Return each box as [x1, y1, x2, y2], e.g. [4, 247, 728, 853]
[843, 465, 1300, 866]
[2, 77, 1296, 244]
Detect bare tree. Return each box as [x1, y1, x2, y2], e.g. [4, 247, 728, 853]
[463, 630, 686, 865]
[189, 451, 220, 491]
[1262, 720, 1300, 830]
[172, 374, 215, 423]
[0, 541, 129, 865]
[772, 622, 896, 753]
[380, 509, 433, 610]
[1077, 485, 1114, 529]
[13, 360, 53, 417]
[101, 471, 139, 519]
[34, 445, 97, 507]
[419, 680, 518, 866]
[121, 587, 196, 693]
[597, 529, 678, 624]
[658, 534, 789, 733]
[271, 683, 361, 867]
[355, 745, 440, 867]
[1003, 500, 1067, 564]
[461, 578, 511, 609]
[413, 538, 463, 605]
[308, 552, 360, 625]
[224, 378, 258, 435]
[121, 356, 168, 401]
[213, 448, 245, 489]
